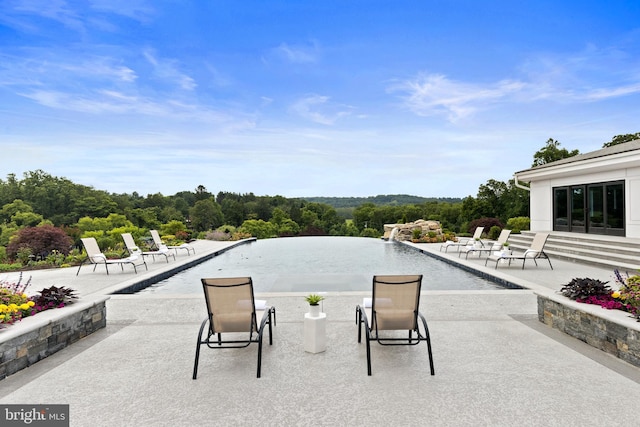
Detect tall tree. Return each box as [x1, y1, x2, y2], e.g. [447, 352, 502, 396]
[532, 138, 580, 167]
[602, 132, 640, 148]
[189, 199, 224, 232]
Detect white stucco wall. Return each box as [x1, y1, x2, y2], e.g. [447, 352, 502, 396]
[516, 145, 640, 238]
[626, 175, 640, 238]
[529, 180, 552, 232]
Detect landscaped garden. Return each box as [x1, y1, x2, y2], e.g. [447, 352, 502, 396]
[0, 273, 77, 326]
[560, 270, 640, 321]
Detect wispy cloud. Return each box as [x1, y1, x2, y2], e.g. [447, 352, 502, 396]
[0, 0, 154, 34]
[392, 42, 640, 122]
[273, 41, 319, 64]
[143, 49, 196, 91]
[290, 94, 352, 125]
[89, 0, 154, 22]
[7, 0, 86, 32]
[389, 74, 525, 121]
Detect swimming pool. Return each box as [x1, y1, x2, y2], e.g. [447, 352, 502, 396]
[137, 236, 506, 294]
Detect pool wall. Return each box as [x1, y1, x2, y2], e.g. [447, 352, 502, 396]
[403, 243, 523, 289]
[114, 238, 256, 294]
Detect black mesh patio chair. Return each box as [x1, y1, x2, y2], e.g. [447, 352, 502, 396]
[193, 277, 276, 379]
[356, 274, 435, 376]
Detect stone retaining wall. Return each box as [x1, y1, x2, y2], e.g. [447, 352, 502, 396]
[537, 292, 640, 367]
[0, 296, 108, 380]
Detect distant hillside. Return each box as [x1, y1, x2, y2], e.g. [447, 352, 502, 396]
[302, 194, 462, 208]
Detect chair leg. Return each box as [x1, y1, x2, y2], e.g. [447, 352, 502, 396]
[356, 307, 362, 343]
[267, 310, 273, 345]
[365, 328, 372, 376]
[426, 334, 435, 376]
[76, 259, 87, 276]
[192, 318, 208, 380]
[257, 330, 264, 378]
[419, 314, 435, 376]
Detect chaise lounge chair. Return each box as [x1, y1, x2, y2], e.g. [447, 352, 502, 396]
[193, 277, 276, 379]
[121, 233, 175, 263]
[484, 232, 553, 270]
[77, 237, 147, 275]
[356, 274, 435, 376]
[150, 229, 195, 256]
[459, 229, 512, 259]
[440, 226, 485, 252]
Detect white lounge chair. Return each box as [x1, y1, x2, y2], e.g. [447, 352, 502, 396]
[77, 237, 147, 275]
[459, 229, 511, 259]
[150, 230, 195, 256]
[121, 233, 175, 263]
[484, 232, 553, 270]
[440, 227, 485, 252]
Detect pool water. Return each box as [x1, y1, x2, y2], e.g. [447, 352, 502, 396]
[138, 236, 505, 294]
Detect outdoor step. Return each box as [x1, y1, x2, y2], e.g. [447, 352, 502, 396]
[502, 231, 640, 272]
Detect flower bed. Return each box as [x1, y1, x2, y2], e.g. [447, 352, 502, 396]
[537, 270, 640, 368]
[0, 274, 77, 326]
[0, 274, 106, 380]
[0, 296, 108, 379]
[558, 271, 640, 321]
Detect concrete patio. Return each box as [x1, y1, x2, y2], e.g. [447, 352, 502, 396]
[1, 238, 640, 426]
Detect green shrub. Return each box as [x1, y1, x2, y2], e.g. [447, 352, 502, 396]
[506, 217, 530, 233]
[360, 228, 380, 238]
[0, 263, 23, 272]
[412, 228, 422, 239]
[160, 220, 187, 236]
[488, 225, 502, 240]
[467, 218, 504, 236]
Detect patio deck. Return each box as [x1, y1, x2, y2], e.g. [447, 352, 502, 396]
[1, 239, 639, 426]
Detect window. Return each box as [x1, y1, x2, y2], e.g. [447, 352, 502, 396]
[553, 181, 624, 236]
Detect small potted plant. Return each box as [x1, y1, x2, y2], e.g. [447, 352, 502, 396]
[305, 294, 325, 317]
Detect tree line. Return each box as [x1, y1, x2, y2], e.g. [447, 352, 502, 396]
[0, 133, 636, 265]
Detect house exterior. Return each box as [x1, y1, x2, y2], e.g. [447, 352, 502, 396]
[514, 139, 640, 238]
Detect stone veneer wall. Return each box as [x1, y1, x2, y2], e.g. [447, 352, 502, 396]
[0, 296, 108, 380]
[383, 220, 443, 241]
[537, 292, 640, 367]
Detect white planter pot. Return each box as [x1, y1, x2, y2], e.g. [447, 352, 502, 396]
[309, 304, 321, 317]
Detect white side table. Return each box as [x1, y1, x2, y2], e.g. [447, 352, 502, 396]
[304, 312, 326, 353]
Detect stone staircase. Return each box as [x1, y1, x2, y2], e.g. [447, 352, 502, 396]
[506, 231, 640, 272]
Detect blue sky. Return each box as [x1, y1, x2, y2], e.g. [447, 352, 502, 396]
[1, 1, 639, 198]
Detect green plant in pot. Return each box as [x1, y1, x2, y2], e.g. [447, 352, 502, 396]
[305, 294, 325, 317]
[305, 294, 324, 305]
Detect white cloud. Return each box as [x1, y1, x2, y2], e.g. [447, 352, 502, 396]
[290, 95, 352, 125]
[143, 49, 196, 91]
[9, 0, 85, 32]
[389, 74, 525, 121]
[391, 42, 640, 122]
[89, 0, 154, 22]
[274, 42, 319, 64]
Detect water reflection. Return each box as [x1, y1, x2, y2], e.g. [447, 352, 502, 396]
[139, 236, 504, 293]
